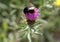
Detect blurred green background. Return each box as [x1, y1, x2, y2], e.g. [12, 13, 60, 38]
[0, 0, 60, 42]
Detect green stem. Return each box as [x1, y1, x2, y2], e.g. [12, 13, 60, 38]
[27, 27, 32, 42]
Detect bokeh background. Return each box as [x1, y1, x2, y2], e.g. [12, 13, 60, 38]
[0, 0, 60, 42]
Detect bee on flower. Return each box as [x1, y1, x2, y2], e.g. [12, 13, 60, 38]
[23, 5, 39, 26]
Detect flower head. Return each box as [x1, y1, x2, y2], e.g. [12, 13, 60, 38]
[23, 7, 39, 25]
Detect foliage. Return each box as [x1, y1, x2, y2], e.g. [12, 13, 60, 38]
[0, 0, 60, 42]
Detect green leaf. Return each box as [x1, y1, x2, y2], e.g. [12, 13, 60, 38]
[0, 3, 8, 9]
[2, 21, 8, 32]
